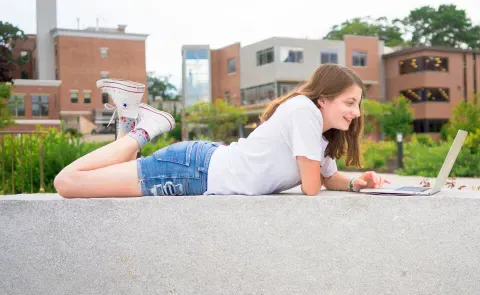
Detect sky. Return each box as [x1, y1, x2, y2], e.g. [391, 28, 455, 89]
[1, 0, 480, 89]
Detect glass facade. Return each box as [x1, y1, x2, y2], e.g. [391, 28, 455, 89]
[184, 49, 210, 107]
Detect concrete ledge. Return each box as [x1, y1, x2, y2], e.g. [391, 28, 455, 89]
[2, 191, 480, 294]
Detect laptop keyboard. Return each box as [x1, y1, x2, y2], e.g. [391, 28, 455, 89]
[395, 186, 429, 192]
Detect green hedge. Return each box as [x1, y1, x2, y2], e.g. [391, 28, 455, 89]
[1, 128, 172, 194]
[336, 139, 397, 172]
[2, 127, 479, 195]
[337, 132, 480, 178]
[397, 130, 480, 177]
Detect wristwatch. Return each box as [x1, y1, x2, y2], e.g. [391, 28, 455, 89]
[348, 178, 357, 192]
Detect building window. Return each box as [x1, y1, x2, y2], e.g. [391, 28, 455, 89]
[320, 51, 338, 64]
[100, 71, 109, 79]
[84, 91, 91, 104]
[399, 56, 449, 75]
[280, 47, 303, 63]
[241, 83, 275, 105]
[414, 119, 448, 133]
[256, 47, 274, 66]
[224, 91, 231, 104]
[100, 47, 109, 57]
[277, 82, 301, 95]
[31, 95, 49, 117]
[227, 58, 236, 74]
[70, 91, 79, 103]
[184, 49, 210, 107]
[352, 51, 367, 67]
[7, 94, 25, 117]
[400, 87, 450, 103]
[102, 93, 109, 104]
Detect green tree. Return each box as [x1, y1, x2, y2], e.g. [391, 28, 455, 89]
[323, 16, 406, 47]
[362, 99, 385, 135]
[379, 96, 414, 140]
[0, 46, 15, 82]
[0, 21, 27, 82]
[147, 72, 178, 102]
[185, 100, 248, 142]
[0, 82, 14, 128]
[441, 94, 480, 140]
[403, 4, 480, 49]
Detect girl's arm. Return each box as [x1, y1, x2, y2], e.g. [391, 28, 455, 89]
[322, 171, 390, 192]
[296, 156, 322, 196]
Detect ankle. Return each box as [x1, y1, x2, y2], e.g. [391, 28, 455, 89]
[127, 128, 151, 148]
[122, 134, 142, 150]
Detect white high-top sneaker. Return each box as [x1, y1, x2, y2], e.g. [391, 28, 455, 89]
[135, 103, 175, 140]
[96, 79, 145, 126]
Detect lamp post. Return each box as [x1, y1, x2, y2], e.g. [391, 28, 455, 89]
[396, 132, 404, 169]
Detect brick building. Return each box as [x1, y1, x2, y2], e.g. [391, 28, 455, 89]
[184, 38, 480, 138]
[53, 27, 148, 133]
[183, 35, 390, 137]
[383, 47, 479, 135]
[4, 26, 148, 134]
[10, 34, 37, 80]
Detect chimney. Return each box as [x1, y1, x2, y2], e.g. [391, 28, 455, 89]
[117, 24, 127, 33]
[36, 0, 57, 80]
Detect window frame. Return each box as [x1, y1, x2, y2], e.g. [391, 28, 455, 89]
[352, 51, 367, 67]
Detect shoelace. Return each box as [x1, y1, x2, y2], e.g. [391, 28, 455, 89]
[104, 103, 139, 127]
[104, 103, 117, 127]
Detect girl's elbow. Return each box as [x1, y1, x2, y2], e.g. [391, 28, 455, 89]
[302, 185, 321, 196]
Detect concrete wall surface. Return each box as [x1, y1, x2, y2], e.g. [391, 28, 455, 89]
[2, 191, 480, 295]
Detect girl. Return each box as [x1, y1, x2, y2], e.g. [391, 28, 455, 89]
[54, 64, 389, 198]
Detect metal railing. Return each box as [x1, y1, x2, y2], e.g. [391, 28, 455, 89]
[0, 131, 47, 195]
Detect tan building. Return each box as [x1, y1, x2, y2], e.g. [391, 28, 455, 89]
[383, 47, 479, 134]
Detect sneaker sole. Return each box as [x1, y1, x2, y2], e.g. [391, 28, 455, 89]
[97, 79, 145, 93]
[139, 104, 175, 131]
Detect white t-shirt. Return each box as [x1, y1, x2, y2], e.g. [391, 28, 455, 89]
[205, 95, 338, 195]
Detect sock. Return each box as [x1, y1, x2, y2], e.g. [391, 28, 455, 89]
[119, 116, 136, 134]
[128, 128, 151, 148]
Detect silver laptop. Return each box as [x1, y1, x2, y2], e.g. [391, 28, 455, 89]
[360, 130, 468, 196]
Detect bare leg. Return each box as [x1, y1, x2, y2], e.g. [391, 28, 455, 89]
[60, 135, 139, 174]
[55, 160, 142, 198]
[55, 136, 143, 198]
[117, 127, 138, 161]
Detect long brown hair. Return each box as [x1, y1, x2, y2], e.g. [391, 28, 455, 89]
[260, 64, 365, 168]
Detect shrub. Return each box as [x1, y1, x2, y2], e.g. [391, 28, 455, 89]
[397, 130, 480, 177]
[1, 128, 108, 194]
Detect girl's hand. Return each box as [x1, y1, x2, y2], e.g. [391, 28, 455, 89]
[353, 171, 391, 191]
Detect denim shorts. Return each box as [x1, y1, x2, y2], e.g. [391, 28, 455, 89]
[136, 141, 219, 196]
